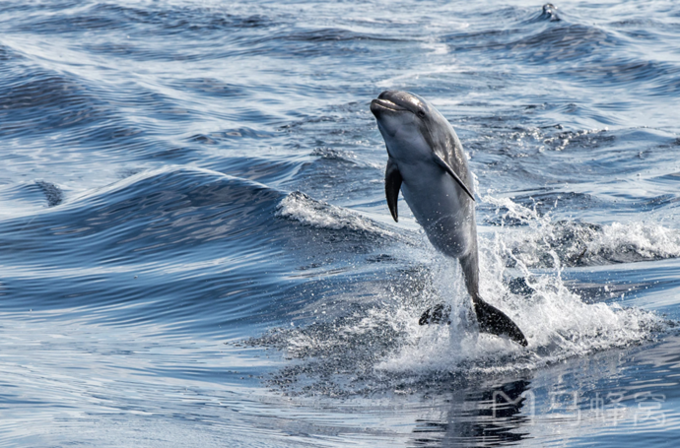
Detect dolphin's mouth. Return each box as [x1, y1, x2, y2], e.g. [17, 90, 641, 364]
[370, 98, 407, 115]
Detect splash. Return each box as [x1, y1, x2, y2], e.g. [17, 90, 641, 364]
[379, 250, 666, 378]
[379, 196, 672, 376]
[255, 196, 673, 395]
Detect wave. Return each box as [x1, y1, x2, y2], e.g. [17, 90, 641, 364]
[9, 2, 273, 36]
[0, 58, 159, 162]
[534, 3, 561, 23]
[0, 67, 111, 136]
[0, 167, 403, 337]
[0, 180, 65, 218]
[482, 195, 680, 268]
[275, 191, 394, 237]
[0, 167, 284, 297]
[436, 3, 680, 95]
[0, 168, 341, 337]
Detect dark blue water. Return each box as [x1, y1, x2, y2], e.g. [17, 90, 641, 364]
[2, 0, 680, 446]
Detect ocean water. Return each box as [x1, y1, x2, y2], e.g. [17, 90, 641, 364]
[1, 0, 680, 446]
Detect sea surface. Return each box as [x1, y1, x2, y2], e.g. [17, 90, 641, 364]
[1, 0, 680, 446]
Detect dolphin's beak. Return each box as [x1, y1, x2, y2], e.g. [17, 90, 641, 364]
[370, 98, 406, 117]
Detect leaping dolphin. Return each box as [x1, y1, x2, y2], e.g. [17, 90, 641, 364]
[370, 90, 527, 347]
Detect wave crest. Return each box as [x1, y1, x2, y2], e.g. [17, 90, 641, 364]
[275, 191, 393, 236]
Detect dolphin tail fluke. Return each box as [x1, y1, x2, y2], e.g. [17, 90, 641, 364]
[418, 300, 527, 347]
[472, 297, 528, 347]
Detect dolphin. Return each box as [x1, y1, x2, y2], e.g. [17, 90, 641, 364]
[370, 90, 527, 347]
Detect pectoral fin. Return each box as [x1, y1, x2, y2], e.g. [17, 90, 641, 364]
[419, 303, 451, 325]
[385, 157, 402, 222]
[433, 154, 475, 202]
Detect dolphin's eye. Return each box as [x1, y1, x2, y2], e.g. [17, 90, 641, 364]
[417, 110, 426, 118]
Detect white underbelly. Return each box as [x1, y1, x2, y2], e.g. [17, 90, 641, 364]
[399, 161, 475, 258]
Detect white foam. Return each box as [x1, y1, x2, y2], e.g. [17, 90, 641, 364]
[483, 195, 680, 267]
[275, 191, 394, 236]
[376, 197, 671, 375]
[598, 221, 680, 258]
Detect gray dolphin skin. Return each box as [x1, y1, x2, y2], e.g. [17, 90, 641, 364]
[370, 90, 527, 347]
